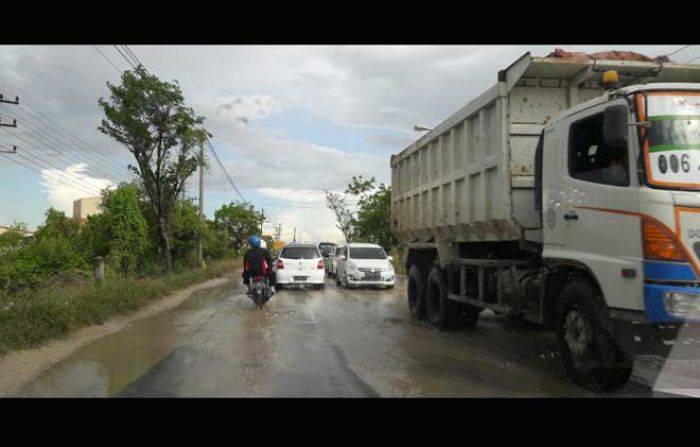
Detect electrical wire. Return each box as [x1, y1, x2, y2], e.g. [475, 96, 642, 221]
[4, 107, 127, 181]
[93, 45, 123, 75]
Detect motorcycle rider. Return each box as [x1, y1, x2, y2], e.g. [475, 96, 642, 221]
[242, 235, 276, 296]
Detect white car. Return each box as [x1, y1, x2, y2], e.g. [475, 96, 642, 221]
[335, 243, 395, 289]
[274, 243, 325, 289]
[329, 245, 342, 278]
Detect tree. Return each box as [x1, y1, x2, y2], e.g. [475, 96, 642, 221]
[324, 190, 356, 242]
[325, 175, 397, 251]
[34, 208, 80, 241]
[346, 176, 397, 251]
[214, 201, 265, 255]
[171, 199, 206, 268]
[98, 67, 210, 272]
[101, 184, 150, 275]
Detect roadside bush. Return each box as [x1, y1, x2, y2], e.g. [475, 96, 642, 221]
[0, 235, 86, 292]
[0, 258, 240, 356]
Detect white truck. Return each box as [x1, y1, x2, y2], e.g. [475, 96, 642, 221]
[390, 52, 700, 391]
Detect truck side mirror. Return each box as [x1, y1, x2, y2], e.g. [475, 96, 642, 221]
[603, 104, 629, 149]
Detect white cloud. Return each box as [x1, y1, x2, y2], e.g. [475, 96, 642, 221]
[256, 188, 363, 243]
[40, 163, 114, 214]
[205, 128, 389, 192]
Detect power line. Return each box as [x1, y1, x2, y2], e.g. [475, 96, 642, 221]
[205, 139, 246, 202]
[2, 90, 131, 177]
[666, 45, 692, 58]
[93, 45, 123, 75]
[8, 134, 110, 194]
[2, 126, 122, 184]
[1, 151, 104, 197]
[686, 54, 700, 64]
[4, 106, 127, 181]
[0, 152, 98, 196]
[122, 45, 147, 72]
[113, 45, 137, 70]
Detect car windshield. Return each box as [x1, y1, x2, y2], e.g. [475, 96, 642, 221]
[349, 246, 386, 259]
[318, 243, 336, 257]
[642, 92, 700, 189]
[280, 246, 320, 259]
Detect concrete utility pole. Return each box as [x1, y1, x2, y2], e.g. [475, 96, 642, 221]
[273, 222, 283, 241]
[0, 94, 19, 155]
[197, 143, 205, 268]
[259, 208, 270, 235]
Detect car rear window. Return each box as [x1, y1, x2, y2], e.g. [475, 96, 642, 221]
[349, 247, 386, 259]
[280, 246, 320, 259]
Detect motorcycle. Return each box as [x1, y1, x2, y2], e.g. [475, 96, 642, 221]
[248, 275, 271, 309]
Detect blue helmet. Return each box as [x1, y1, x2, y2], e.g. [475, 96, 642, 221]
[248, 235, 261, 248]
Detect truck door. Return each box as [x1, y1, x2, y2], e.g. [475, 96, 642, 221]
[542, 99, 643, 311]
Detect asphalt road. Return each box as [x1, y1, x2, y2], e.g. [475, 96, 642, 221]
[14, 276, 700, 397]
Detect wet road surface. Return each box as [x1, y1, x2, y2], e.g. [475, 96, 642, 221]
[14, 277, 700, 397]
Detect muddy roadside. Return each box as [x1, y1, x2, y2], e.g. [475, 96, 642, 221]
[0, 274, 236, 396]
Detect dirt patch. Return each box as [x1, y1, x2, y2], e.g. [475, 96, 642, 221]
[0, 275, 233, 396]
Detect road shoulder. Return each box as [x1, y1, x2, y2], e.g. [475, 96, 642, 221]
[0, 275, 233, 396]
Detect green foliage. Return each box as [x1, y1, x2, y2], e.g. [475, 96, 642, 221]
[0, 232, 86, 292]
[346, 176, 397, 252]
[98, 66, 210, 272]
[203, 221, 232, 261]
[35, 208, 80, 241]
[171, 199, 206, 269]
[101, 184, 150, 275]
[214, 201, 265, 255]
[0, 222, 29, 256]
[0, 258, 241, 356]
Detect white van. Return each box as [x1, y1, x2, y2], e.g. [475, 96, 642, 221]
[335, 243, 395, 289]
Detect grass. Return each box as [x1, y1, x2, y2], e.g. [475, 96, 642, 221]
[0, 258, 240, 357]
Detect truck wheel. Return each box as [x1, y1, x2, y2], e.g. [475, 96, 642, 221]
[407, 265, 425, 319]
[425, 266, 452, 330]
[556, 277, 633, 392]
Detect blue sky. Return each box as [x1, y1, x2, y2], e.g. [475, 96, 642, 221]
[0, 45, 690, 241]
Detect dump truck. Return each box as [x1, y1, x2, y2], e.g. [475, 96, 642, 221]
[390, 52, 700, 391]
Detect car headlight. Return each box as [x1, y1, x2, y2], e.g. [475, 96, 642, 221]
[665, 291, 700, 316]
[386, 262, 394, 274]
[347, 262, 359, 273]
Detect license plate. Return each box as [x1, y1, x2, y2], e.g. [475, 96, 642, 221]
[293, 276, 308, 281]
[365, 272, 380, 281]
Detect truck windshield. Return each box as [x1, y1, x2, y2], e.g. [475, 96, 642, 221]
[642, 92, 700, 189]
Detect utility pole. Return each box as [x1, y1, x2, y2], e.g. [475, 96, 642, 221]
[293, 227, 297, 243]
[197, 142, 205, 268]
[0, 94, 19, 154]
[259, 208, 270, 235]
[273, 222, 283, 241]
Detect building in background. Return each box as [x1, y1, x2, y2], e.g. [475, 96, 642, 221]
[73, 196, 103, 223]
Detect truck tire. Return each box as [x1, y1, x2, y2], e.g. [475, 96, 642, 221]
[407, 265, 425, 319]
[555, 277, 633, 392]
[425, 266, 449, 329]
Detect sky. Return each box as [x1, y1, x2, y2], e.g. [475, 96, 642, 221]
[0, 45, 693, 242]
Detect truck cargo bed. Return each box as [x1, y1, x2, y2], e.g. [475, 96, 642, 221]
[390, 52, 700, 246]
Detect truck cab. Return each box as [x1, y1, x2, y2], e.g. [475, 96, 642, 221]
[541, 83, 700, 325]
